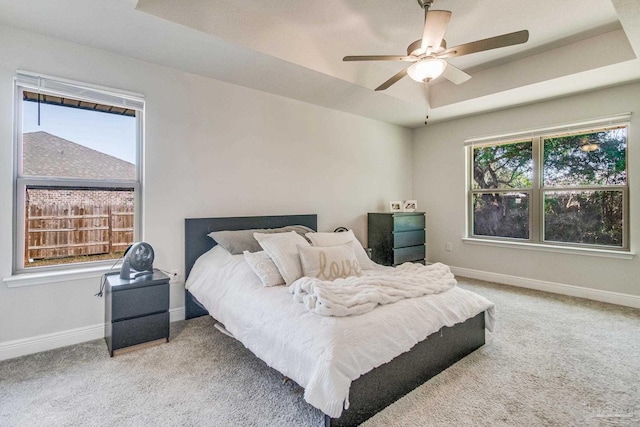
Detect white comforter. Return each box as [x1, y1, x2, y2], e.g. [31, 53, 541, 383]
[290, 262, 456, 316]
[186, 246, 495, 418]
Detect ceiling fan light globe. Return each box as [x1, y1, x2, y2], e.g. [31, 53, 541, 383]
[407, 59, 447, 82]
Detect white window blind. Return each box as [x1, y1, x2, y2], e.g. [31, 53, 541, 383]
[16, 71, 144, 111]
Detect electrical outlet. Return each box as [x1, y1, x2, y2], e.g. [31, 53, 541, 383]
[445, 242, 452, 252]
[169, 269, 180, 284]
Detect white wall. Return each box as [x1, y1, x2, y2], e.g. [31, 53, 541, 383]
[413, 82, 640, 300]
[0, 25, 413, 351]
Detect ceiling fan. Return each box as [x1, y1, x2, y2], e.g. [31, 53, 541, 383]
[343, 0, 530, 91]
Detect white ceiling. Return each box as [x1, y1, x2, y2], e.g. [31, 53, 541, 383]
[1, 0, 639, 128]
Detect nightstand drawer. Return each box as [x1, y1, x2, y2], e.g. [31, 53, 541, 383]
[393, 230, 425, 248]
[393, 214, 425, 232]
[111, 312, 169, 349]
[393, 245, 425, 265]
[112, 283, 169, 321]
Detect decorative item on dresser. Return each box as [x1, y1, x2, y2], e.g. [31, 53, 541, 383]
[389, 201, 403, 212]
[402, 199, 418, 212]
[104, 269, 170, 356]
[368, 212, 426, 266]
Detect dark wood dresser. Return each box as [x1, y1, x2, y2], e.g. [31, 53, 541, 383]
[104, 269, 170, 356]
[368, 212, 426, 266]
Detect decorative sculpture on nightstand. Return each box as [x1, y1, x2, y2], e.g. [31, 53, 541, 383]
[119, 242, 155, 280]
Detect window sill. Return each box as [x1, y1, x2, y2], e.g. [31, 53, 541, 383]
[3, 264, 116, 288]
[462, 238, 635, 260]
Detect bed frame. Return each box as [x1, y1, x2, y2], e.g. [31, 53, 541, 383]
[184, 214, 485, 427]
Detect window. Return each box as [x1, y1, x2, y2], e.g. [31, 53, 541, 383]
[468, 122, 628, 250]
[13, 73, 144, 273]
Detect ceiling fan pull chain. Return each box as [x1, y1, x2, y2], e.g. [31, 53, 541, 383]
[424, 80, 430, 125]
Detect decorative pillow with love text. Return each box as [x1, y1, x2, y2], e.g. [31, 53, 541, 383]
[298, 242, 362, 281]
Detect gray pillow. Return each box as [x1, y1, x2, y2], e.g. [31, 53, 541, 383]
[208, 225, 314, 255]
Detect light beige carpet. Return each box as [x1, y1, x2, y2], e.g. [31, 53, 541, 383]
[0, 278, 638, 426]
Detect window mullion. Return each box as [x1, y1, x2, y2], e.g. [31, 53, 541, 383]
[531, 136, 542, 243]
[18, 177, 138, 189]
[540, 185, 626, 192]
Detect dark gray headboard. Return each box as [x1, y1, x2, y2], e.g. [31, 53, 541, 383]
[184, 214, 317, 319]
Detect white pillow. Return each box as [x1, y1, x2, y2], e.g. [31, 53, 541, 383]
[298, 243, 362, 281]
[243, 250, 285, 287]
[305, 230, 374, 269]
[254, 231, 310, 285]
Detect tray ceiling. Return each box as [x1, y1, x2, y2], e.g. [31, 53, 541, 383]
[1, 0, 639, 128]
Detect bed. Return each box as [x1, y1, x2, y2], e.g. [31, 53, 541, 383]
[184, 214, 493, 427]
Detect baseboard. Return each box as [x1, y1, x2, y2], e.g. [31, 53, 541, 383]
[0, 307, 188, 361]
[169, 306, 186, 322]
[0, 323, 105, 361]
[450, 266, 640, 309]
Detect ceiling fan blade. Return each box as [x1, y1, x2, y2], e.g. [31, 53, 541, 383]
[343, 55, 416, 62]
[375, 67, 409, 91]
[421, 10, 451, 52]
[438, 30, 529, 59]
[441, 62, 471, 85]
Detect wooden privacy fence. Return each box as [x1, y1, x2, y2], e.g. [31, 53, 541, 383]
[25, 203, 134, 262]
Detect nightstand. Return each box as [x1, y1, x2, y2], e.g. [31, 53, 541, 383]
[104, 269, 170, 356]
[368, 212, 426, 266]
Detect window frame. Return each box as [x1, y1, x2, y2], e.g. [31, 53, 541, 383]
[12, 72, 144, 275]
[467, 123, 630, 252]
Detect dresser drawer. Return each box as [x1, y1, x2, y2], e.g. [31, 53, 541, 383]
[393, 214, 425, 232]
[112, 283, 169, 321]
[393, 245, 425, 265]
[111, 311, 169, 350]
[393, 230, 425, 248]
[368, 212, 426, 267]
